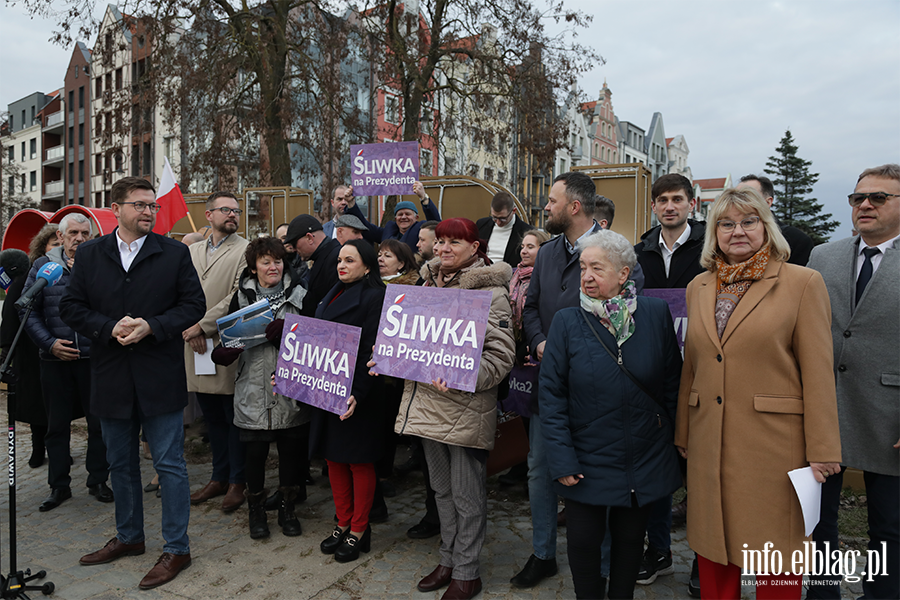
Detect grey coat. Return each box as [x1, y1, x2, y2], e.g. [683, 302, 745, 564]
[230, 269, 311, 431]
[807, 236, 899, 476]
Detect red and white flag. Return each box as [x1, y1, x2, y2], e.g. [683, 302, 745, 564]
[153, 157, 189, 234]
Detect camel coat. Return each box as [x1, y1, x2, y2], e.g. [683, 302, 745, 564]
[184, 234, 249, 394]
[674, 259, 841, 567]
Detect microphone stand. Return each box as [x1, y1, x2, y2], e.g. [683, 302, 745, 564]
[0, 296, 54, 598]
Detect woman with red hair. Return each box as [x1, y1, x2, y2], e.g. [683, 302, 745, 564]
[392, 218, 516, 600]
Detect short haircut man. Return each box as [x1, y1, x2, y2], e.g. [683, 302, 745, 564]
[59, 176, 205, 590]
[334, 214, 367, 245]
[737, 174, 813, 265]
[806, 163, 900, 600]
[183, 190, 249, 512]
[23, 210, 110, 513]
[417, 220, 439, 261]
[477, 191, 534, 267]
[594, 195, 615, 229]
[285, 214, 341, 317]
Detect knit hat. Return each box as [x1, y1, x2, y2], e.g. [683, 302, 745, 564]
[394, 201, 419, 215]
[285, 214, 323, 244]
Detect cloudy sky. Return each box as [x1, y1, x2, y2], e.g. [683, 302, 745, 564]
[2, 0, 898, 239]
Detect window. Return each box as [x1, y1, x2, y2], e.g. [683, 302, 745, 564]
[31, 106, 35, 124]
[68, 164, 74, 184]
[21, 173, 26, 192]
[96, 114, 102, 137]
[132, 145, 140, 176]
[95, 154, 103, 172]
[385, 94, 399, 125]
[22, 110, 25, 126]
[95, 192, 103, 206]
[75, 65, 79, 78]
[498, 170, 507, 186]
[30, 171, 36, 191]
[21, 142, 25, 162]
[7, 146, 13, 162]
[68, 90, 74, 113]
[78, 160, 84, 182]
[30, 138, 37, 159]
[9, 115, 12, 130]
[115, 68, 123, 90]
[79, 86, 84, 109]
[484, 167, 494, 182]
[79, 123, 84, 146]
[114, 150, 123, 172]
[7, 177, 13, 194]
[95, 77, 102, 97]
[143, 141, 151, 175]
[420, 108, 433, 133]
[68, 126, 74, 148]
[420, 149, 432, 177]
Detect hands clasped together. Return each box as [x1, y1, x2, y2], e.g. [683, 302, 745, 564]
[112, 316, 152, 346]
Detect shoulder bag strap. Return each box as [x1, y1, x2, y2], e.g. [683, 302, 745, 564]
[579, 309, 669, 417]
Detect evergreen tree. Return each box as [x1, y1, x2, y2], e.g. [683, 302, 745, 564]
[764, 129, 839, 244]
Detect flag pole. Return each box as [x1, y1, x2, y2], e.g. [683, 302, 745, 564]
[186, 212, 197, 232]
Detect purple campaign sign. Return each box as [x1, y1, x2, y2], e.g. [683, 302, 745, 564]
[350, 141, 420, 196]
[643, 288, 688, 352]
[371, 284, 493, 393]
[274, 314, 360, 416]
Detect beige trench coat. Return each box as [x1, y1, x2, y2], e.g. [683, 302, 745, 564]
[674, 259, 842, 567]
[184, 234, 249, 394]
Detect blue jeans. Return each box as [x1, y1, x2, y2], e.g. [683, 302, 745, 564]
[195, 393, 245, 485]
[100, 409, 190, 555]
[528, 417, 557, 561]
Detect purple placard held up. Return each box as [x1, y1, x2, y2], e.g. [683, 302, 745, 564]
[274, 314, 360, 416]
[350, 141, 420, 196]
[643, 288, 688, 353]
[371, 284, 493, 393]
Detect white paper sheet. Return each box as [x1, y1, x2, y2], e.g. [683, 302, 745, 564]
[194, 339, 217, 376]
[788, 466, 821, 537]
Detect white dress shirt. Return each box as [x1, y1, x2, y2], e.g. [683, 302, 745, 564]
[116, 230, 148, 272]
[659, 223, 691, 277]
[856, 233, 899, 281]
[488, 214, 516, 264]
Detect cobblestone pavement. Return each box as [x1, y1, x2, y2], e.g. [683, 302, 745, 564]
[0, 417, 864, 600]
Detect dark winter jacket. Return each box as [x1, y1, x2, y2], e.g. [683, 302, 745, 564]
[539, 297, 682, 508]
[23, 246, 92, 360]
[309, 280, 386, 464]
[301, 237, 341, 318]
[346, 200, 441, 254]
[634, 220, 706, 290]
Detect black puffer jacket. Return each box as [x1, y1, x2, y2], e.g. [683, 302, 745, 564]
[23, 246, 92, 360]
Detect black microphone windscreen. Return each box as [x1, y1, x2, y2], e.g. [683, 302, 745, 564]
[0, 249, 30, 278]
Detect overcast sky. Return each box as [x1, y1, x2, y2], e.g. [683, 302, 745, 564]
[2, 0, 898, 240]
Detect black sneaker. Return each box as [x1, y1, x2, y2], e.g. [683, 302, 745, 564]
[636, 545, 674, 585]
[688, 554, 701, 598]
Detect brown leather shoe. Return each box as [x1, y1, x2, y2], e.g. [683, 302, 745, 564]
[221, 483, 246, 513]
[190, 480, 227, 505]
[441, 577, 482, 600]
[417, 564, 453, 592]
[79, 537, 146, 565]
[138, 552, 192, 590]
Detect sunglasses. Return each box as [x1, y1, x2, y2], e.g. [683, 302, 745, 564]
[847, 192, 900, 207]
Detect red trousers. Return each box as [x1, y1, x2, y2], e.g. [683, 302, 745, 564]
[326, 460, 376, 532]
[698, 554, 802, 600]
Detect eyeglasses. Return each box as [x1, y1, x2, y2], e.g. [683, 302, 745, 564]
[848, 192, 900, 207]
[120, 201, 161, 213]
[491, 212, 513, 226]
[717, 216, 761, 233]
[212, 207, 243, 216]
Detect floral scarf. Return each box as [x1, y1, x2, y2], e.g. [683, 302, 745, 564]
[579, 279, 638, 347]
[714, 248, 769, 338]
[509, 265, 533, 334]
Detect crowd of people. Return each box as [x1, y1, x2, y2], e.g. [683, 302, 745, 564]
[0, 163, 896, 600]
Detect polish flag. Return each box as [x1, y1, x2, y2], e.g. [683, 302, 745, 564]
[153, 157, 189, 234]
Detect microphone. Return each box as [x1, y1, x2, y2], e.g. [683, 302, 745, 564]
[15, 262, 64, 309]
[0, 249, 30, 291]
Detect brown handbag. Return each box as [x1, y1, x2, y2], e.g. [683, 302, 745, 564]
[486, 407, 530, 477]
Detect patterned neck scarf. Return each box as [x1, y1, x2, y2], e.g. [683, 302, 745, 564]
[579, 279, 638, 347]
[509, 265, 533, 333]
[714, 248, 769, 338]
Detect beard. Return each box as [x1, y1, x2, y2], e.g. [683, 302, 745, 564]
[545, 211, 570, 236]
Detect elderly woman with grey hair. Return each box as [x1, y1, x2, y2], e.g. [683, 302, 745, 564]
[539, 229, 683, 599]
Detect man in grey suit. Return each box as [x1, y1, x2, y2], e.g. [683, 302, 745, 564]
[806, 163, 900, 600]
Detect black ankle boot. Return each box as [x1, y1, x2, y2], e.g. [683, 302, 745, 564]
[246, 490, 269, 539]
[320, 525, 348, 554]
[277, 486, 302, 537]
[334, 525, 371, 563]
[29, 427, 46, 468]
[263, 488, 283, 511]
